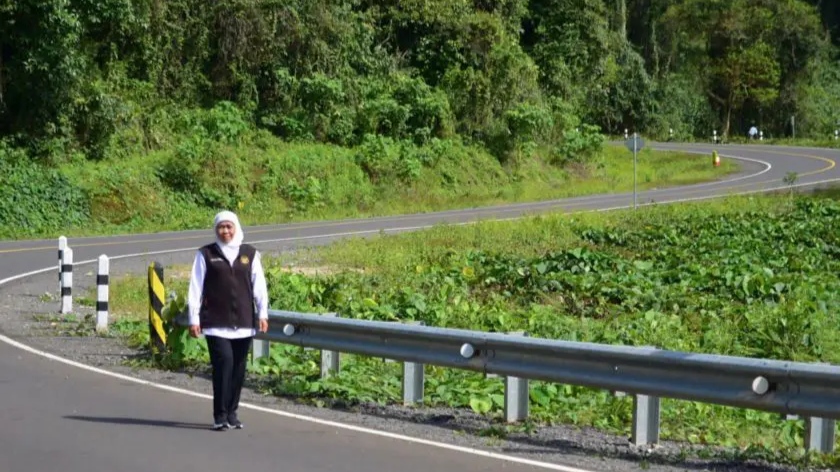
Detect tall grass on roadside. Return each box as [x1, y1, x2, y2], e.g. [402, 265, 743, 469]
[3, 129, 737, 240]
[95, 194, 840, 464]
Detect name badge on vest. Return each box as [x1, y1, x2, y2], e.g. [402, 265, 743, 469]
[210, 257, 225, 262]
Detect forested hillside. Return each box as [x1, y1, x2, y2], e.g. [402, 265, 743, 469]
[1, 0, 837, 163]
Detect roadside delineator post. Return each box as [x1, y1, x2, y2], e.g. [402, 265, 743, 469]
[58, 236, 67, 294]
[61, 247, 73, 314]
[712, 150, 721, 167]
[96, 255, 109, 333]
[147, 262, 167, 357]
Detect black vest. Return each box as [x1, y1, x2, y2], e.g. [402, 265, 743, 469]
[198, 243, 258, 330]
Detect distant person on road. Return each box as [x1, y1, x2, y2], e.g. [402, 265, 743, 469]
[187, 210, 269, 431]
[749, 125, 758, 140]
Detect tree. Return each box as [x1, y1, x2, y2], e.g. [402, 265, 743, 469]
[709, 42, 780, 138]
[0, 0, 85, 150]
[661, 0, 825, 138]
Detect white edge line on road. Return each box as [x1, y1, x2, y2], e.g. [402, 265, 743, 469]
[0, 225, 594, 472]
[0, 148, 774, 247]
[1, 171, 839, 472]
[650, 152, 772, 190]
[0, 332, 591, 472]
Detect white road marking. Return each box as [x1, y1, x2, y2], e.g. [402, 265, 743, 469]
[1, 150, 839, 471]
[0, 320, 594, 472]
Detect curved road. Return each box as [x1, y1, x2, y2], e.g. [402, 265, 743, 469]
[1, 142, 838, 472]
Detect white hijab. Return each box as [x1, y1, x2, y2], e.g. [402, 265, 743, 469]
[213, 211, 244, 262]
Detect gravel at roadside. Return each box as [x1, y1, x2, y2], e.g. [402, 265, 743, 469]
[0, 248, 825, 472]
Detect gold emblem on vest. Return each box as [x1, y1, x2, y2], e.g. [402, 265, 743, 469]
[240, 255, 250, 265]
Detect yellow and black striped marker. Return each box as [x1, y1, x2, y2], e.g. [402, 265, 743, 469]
[147, 262, 167, 356]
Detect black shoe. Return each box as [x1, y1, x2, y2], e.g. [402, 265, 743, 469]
[212, 422, 230, 431]
[227, 415, 244, 429]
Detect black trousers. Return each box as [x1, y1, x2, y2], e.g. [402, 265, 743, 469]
[205, 335, 253, 424]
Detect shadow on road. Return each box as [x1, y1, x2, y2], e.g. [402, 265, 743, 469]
[63, 415, 210, 430]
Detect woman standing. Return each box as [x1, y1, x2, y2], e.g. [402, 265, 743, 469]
[187, 210, 269, 431]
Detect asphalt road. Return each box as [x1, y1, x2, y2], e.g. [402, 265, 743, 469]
[0, 142, 838, 472]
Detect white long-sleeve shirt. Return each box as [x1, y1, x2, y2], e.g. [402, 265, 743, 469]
[187, 244, 269, 339]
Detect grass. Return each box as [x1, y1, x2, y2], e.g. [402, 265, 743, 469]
[85, 270, 190, 323]
[90, 191, 840, 469]
[258, 192, 840, 465]
[5, 135, 739, 241]
[300, 194, 783, 273]
[64, 166, 840, 472]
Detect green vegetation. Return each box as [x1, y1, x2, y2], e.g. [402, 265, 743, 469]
[1, 0, 837, 240]
[2, 121, 737, 239]
[5, 0, 839, 463]
[100, 193, 840, 465]
[3, 0, 838, 155]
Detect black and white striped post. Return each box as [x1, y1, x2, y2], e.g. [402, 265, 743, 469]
[57, 236, 67, 294]
[61, 247, 73, 314]
[96, 255, 109, 333]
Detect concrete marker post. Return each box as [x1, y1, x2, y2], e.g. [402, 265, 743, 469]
[96, 255, 109, 333]
[58, 236, 67, 295]
[61, 247, 73, 314]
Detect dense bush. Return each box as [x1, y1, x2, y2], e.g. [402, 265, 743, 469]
[3, 0, 836, 161]
[0, 146, 89, 237]
[119, 195, 840, 460]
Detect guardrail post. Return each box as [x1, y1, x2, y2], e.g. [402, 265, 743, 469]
[253, 338, 270, 362]
[806, 417, 836, 453]
[401, 321, 425, 405]
[252, 305, 270, 362]
[632, 345, 660, 446]
[96, 255, 109, 333]
[320, 313, 340, 378]
[802, 362, 837, 453]
[632, 393, 660, 446]
[505, 331, 529, 423]
[60, 247, 73, 314]
[58, 236, 66, 294]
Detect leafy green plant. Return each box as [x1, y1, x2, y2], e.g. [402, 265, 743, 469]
[0, 146, 90, 237]
[108, 194, 840, 459]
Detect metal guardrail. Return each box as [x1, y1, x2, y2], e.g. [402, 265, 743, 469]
[256, 310, 839, 453]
